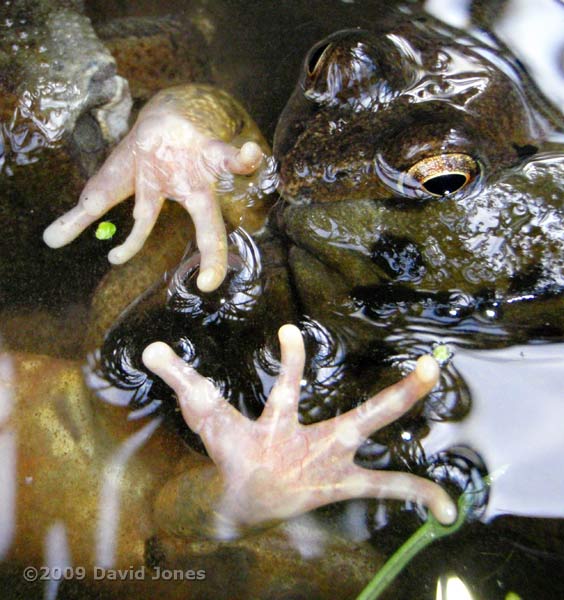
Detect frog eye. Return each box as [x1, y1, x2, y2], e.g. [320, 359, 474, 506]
[407, 153, 479, 197]
[306, 42, 333, 77]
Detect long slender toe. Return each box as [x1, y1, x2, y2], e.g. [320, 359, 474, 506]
[180, 189, 228, 292]
[43, 205, 100, 247]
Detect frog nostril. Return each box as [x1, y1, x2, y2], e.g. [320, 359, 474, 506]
[422, 172, 468, 196]
[306, 42, 332, 77]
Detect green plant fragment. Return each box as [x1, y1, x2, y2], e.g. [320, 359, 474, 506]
[432, 343, 453, 365]
[356, 490, 475, 600]
[95, 221, 117, 240]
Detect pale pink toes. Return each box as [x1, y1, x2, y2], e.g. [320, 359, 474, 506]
[43, 136, 136, 249]
[44, 94, 265, 292]
[178, 188, 228, 293]
[260, 324, 306, 422]
[141, 341, 246, 438]
[204, 140, 264, 176]
[142, 324, 457, 533]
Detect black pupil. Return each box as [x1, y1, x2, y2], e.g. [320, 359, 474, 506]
[423, 173, 468, 196]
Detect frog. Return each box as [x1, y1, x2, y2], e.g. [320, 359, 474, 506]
[273, 25, 564, 328]
[6, 8, 564, 599]
[49, 19, 564, 330]
[47, 22, 558, 367]
[43, 10, 564, 528]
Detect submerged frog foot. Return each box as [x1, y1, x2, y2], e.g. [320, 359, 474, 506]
[142, 324, 456, 539]
[43, 84, 266, 292]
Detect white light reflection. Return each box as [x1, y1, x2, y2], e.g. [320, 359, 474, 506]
[436, 573, 475, 600]
[425, 0, 472, 29]
[423, 343, 564, 521]
[0, 349, 16, 559]
[127, 399, 162, 421]
[44, 522, 71, 600]
[83, 352, 150, 408]
[424, 0, 564, 118]
[95, 417, 162, 568]
[340, 500, 371, 542]
[282, 514, 329, 559]
[496, 0, 564, 111]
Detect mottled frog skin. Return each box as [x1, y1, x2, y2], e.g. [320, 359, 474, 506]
[275, 25, 564, 314]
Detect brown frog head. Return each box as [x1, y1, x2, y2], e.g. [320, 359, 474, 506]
[274, 23, 545, 202]
[272, 22, 564, 324]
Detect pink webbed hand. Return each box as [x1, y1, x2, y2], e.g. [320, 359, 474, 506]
[142, 325, 457, 536]
[43, 86, 264, 292]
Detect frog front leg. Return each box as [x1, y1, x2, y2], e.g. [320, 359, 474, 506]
[143, 324, 456, 540]
[43, 84, 266, 292]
